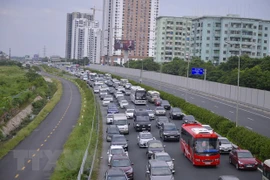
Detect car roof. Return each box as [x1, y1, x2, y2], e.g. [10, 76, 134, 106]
[218, 137, 228, 140]
[139, 131, 152, 135]
[235, 149, 251, 153]
[108, 125, 118, 128]
[163, 122, 176, 126]
[107, 168, 126, 176]
[157, 116, 168, 119]
[148, 139, 162, 144]
[112, 134, 124, 138]
[172, 107, 181, 110]
[154, 152, 170, 156]
[111, 155, 130, 160]
[110, 145, 124, 149]
[149, 159, 169, 167]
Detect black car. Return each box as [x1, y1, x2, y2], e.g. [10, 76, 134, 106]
[104, 168, 128, 180]
[182, 115, 197, 123]
[133, 109, 149, 120]
[111, 134, 128, 151]
[218, 175, 240, 180]
[161, 100, 171, 110]
[106, 125, 120, 142]
[156, 116, 170, 128]
[169, 107, 184, 120]
[146, 140, 165, 159]
[133, 115, 151, 132]
[159, 123, 180, 141]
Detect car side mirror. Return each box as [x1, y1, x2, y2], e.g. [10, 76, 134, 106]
[131, 162, 134, 165]
[219, 142, 221, 145]
[126, 139, 129, 141]
[128, 123, 130, 125]
[107, 152, 109, 155]
[108, 163, 111, 167]
[146, 170, 150, 174]
[172, 159, 175, 161]
[164, 145, 166, 148]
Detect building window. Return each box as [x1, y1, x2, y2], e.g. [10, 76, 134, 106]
[225, 31, 227, 34]
[265, 34, 268, 37]
[265, 27, 268, 30]
[208, 23, 211, 27]
[225, 24, 228, 27]
[264, 47, 267, 50]
[223, 51, 226, 54]
[206, 44, 209, 47]
[207, 30, 210, 34]
[207, 37, 210, 40]
[206, 50, 209, 54]
[206, 57, 209, 60]
[263, 53, 267, 56]
[264, 40, 267, 44]
[223, 58, 226, 61]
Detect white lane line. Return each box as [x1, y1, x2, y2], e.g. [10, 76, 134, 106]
[214, 105, 218, 108]
[248, 117, 254, 121]
[229, 111, 234, 114]
[246, 126, 253, 130]
[258, 168, 262, 172]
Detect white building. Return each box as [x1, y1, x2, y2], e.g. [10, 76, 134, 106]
[71, 18, 101, 63]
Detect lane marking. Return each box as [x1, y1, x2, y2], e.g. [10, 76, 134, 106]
[15, 174, 19, 178]
[53, 128, 55, 131]
[246, 126, 253, 130]
[32, 154, 36, 157]
[44, 139, 47, 142]
[50, 132, 53, 135]
[248, 117, 254, 121]
[40, 144, 44, 147]
[214, 105, 218, 108]
[27, 160, 31, 163]
[37, 148, 40, 152]
[21, 166, 25, 170]
[229, 111, 234, 114]
[258, 168, 262, 172]
[47, 135, 50, 138]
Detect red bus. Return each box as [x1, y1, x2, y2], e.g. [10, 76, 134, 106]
[180, 122, 220, 166]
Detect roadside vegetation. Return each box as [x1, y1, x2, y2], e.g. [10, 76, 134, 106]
[90, 69, 270, 162]
[0, 77, 61, 159]
[0, 65, 57, 140]
[123, 55, 270, 91]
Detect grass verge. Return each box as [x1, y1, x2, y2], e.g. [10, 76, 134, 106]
[0, 79, 62, 159]
[50, 78, 100, 180]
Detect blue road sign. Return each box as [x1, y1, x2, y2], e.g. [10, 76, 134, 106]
[191, 68, 204, 75]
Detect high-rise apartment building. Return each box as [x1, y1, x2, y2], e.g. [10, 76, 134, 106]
[154, 16, 194, 63]
[70, 18, 101, 63]
[101, 0, 159, 65]
[191, 15, 270, 64]
[65, 12, 93, 59]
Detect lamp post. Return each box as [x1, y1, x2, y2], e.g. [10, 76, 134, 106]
[140, 60, 143, 84]
[159, 62, 163, 90]
[225, 41, 240, 127]
[185, 55, 190, 102]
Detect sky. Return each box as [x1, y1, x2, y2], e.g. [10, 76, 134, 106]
[0, 0, 270, 57]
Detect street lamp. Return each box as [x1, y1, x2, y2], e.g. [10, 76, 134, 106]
[185, 54, 190, 102]
[140, 60, 143, 83]
[225, 41, 240, 127]
[159, 62, 163, 90]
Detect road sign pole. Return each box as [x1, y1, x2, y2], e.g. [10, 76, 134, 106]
[204, 69, 207, 81]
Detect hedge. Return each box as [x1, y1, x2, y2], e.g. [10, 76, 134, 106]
[88, 68, 270, 162]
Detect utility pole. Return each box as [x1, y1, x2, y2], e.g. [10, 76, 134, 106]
[204, 69, 207, 81]
[43, 46, 46, 58]
[185, 54, 190, 102]
[9, 48, 11, 60]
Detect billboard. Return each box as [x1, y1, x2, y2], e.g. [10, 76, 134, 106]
[114, 40, 135, 51]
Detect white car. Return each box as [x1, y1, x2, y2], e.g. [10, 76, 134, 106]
[107, 145, 128, 163]
[117, 86, 125, 93]
[93, 86, 100, 93]
[218, 137, 233, 153]
[202, 124, 213, 132]
[120, 100, 129, 109]
[155, 107, 166, 116]
[115, 92, 124, 98]
[151, 152, 175, 173]
[102, 97, 112, 106]
[125, 83, 132, 89]
[137, 131, 155, 148]
[106, 114, 114, 124]
[125, 109, 134, 119]
[104, 95, 114, 102]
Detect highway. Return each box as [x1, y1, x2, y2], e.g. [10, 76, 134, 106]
[95, 86, 261, 180]
[106, 71, 270, 138]
[0, 76, 81, 180]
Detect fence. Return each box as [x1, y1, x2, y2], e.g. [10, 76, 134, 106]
[89, 64, 270, 111]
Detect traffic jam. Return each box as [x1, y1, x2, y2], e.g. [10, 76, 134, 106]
[77, 70, 269, 180]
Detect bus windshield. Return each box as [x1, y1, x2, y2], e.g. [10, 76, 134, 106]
[136, 91, 146, 99]
[194, 138, 219, 154]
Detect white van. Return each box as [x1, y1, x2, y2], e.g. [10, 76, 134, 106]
[113, 113, 129, 135]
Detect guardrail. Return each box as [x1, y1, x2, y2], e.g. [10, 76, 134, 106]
[77, 87, 100, 180]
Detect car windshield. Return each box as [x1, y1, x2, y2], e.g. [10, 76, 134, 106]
[195, 138, 219, 153]
[219, 138, 230, 144]
[114, 120, 127, 125]
[141, 134, 153, 139]
[126, 109, 134, 113]
[113, 136, 125, 142]
[149, 142, 163, 148]
[156, 155, 171, 161]
[107, 176, 126, 180]
[121, 100, 128, 104]
[104, 98, 111, 101]
[238, 152, 253, 158]
[111, 159, 130, 167]
[108, 128, 119, 134]
[111, 149, 124, 155]
[136, 111, 148, 116]
[156, 107, 164, 110]
[137, 116, 150, 121]
[107, 114, 114, 118]
[151, 167, 171, 176]
[159, 119, 169, 123]
[164, 125, 177, 131]
[173, 108, 181, 112]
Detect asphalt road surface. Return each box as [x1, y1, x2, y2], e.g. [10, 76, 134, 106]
[96, 87, 261, 180]
[0, 76, 81, 180]
[110, 72, 270, 138]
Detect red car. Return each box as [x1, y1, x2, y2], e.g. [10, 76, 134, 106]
[229, 149, 258, 170]
[154, 98, 162, 106]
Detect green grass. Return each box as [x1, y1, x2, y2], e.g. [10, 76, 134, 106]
[0, 79, 62, 159]
[50, 79, 99, 180]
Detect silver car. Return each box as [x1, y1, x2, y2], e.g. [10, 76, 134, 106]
[146, 109, 155, 120]
[137, 131, 155, 148]
[218, 137, 233, 153]
[93, 86, 100, 93]
[155, 107, 166, 116]
[151, 152, 175, 173]
[146, 160, 174, 180]
[125, 108, 134, 119]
